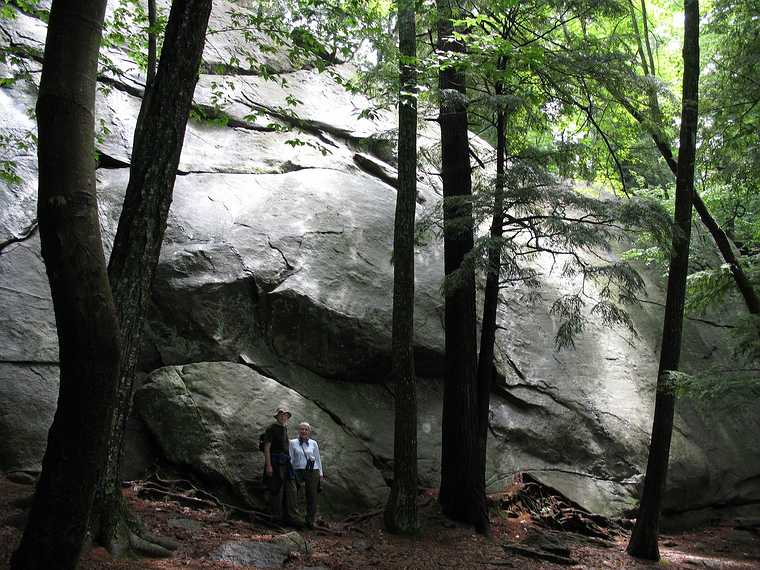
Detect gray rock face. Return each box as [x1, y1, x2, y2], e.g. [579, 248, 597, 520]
[0, 364, 58, 472]
[135, 362, 388, 514]
[0, 0, 758, 526]
[210, 531, 308, 568]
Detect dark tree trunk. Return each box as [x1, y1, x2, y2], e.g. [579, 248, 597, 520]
[627, 0, 699, 560]
[11, 2, 121, 569]
[92, 0, 213, 552]
[436, 0, 488, 535]
[383, 0, 418, 535]
[146, 0, 157, 91]
[475, 76, 507, 493]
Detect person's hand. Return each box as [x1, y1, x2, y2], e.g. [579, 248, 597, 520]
[266, 464, 273, 476]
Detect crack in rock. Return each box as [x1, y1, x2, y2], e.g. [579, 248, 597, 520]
[495, 380, 643, 476]
[177, 169, 262, 176]
[175, 166, 348, 177]
[525, 467, 639, 485]
[173, 365, 254, 504]
[237, 92, 342, 149]
[351, 153, 428, 206]
[191, 103, 277, 133]
[98, 74, 145, 99]
[352, 153, 397, 188]
[502, 352, 527, 381]
[0, 23, 44, 63]
[303, 230, 344, 236]
[0, 219, 38, 256]
[96, 151, 131, 170]
[226, 245, 258, 295]
[0, 359, 58, 366]
[199, 61, 295, 78]
[0, 284, 47, 301]
[502, 379, 575, 412]
[266, 235, 294, 271]
[492, 384, 545, 411]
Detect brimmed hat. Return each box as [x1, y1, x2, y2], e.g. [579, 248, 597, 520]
[273, 407, 292, 419]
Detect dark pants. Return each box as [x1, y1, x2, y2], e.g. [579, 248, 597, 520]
[291, 469, 320, 526]
[266, 463, 297, 522]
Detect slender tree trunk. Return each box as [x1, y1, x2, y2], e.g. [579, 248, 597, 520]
[614, 17, 760, 317]
[640, 0, 658, 82]
[92, 0, 213, 552]
[475, 76, 507, 504]
[436, 0, 488, 535]
[628, 0, 651, 77]
[11, 2, 121, 568]
[383, 0, 418, 535]
[146, 0, 157, 91]
[627, 0, 699, 559]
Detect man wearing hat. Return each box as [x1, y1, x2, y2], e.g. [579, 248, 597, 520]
[262, 407, 298, 525]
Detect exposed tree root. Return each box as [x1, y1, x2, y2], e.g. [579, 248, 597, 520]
[128, 531, 174, 558]
[502, 543, 577, 566]
[488, 474, 624, 542]
[134, 476, 272, 523]
[94, 489, 180, 559]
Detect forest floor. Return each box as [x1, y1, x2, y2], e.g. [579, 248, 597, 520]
[1, 475, 759, 569]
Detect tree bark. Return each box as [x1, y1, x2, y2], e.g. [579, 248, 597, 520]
[476, 75, 506, 498]
[146, 0, 157, 91]
[627, 0, 699, 560]
[436, 0, 488, 535]
[11, 2, 120, 568]
[639, 0, 658, 83]
[383, 0, 418, 535]
[92, 0, 213, 552]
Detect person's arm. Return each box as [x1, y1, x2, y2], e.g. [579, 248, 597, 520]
[288, 439, 297, 467]
[264, 441, 273, 476]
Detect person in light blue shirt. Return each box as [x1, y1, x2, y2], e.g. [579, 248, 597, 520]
[288, 422, 324, 528]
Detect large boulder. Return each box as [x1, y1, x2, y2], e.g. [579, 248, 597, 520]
[0, 0, 758, 526]
[134, 362, 388, 514]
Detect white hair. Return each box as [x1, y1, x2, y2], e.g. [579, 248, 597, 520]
[298, 422, 312, 431]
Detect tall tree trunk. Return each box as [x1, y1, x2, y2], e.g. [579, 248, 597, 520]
[614, 13, 760, 317]
[628, 0, 651, 77]
[475, 75, 506, 502]
[436, 0, 488, 535]
[627, 0, 699, 560]
[92, 0, 213, 552]
[146, 0, 157, 91]
[640, 0, 658, 82]
[11, 2, 120, 568]
[383, 0, 418, 535]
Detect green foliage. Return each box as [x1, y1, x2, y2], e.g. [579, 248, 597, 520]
[700, 0, 760, 254]
[0, 0, 46, 20]
[190, 105, 231, 128]
[684, 265, 735, 315]
[667, 363, 760, 411]
[0, 4, 39, 191]
[102, 0, 168, 74]
[0, 130, 36, 189]
[423, 147, 671, 349]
